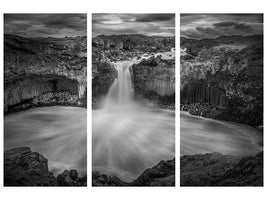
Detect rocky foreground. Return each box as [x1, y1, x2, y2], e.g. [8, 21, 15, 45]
[4, 147, 86, 186]
[181, 151, 263, 186]
[93, 159, 175, 186]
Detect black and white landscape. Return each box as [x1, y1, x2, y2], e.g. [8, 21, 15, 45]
[4, 14, 87, 186]
[180, 14, 263, 186]
[92, 14, 175, 186]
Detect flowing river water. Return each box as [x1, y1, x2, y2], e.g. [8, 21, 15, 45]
[92, 60, 175, 182]
[4, 106, 87, 176]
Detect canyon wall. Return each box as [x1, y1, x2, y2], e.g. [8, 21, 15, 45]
[181, 82, 228, 107]
[4, 34, 87, 112]
[132, 56, 175, 109]
[180, 35, 263, 127]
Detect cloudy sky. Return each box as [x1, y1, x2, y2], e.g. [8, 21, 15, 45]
[4, 14, 87, 38]
[181, 14, 263, 39]
[92, 13, 175, 37]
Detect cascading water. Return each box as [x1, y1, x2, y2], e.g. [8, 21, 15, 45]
[93, 60, 175, 182]
[104, 62, 134, 107]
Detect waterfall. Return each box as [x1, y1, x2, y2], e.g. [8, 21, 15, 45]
[78, 84, 86, 98]
[93, 59, 175, 182]
[104, 61, 135, 108]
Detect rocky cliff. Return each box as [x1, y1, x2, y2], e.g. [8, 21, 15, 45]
[92, 57, 117, 108]
[93, 158, 175, 186]
[4, 147, 87, 186]
[180, 35, 263, 127]
[4, 34, 87, 113]
[132, 56, 175, 109]
[181, 151, 263, 186]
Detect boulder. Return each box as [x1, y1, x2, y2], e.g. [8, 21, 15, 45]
[4, 147, 57, 186]
[92, 159, 175, 186]
[4, 147, 87, 186]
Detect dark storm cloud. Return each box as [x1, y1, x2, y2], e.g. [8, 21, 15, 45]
[4, 14, 87, 38]
[92, 13, 175, 37]
[181, 14, 263, 39]
[213, 21, 238, 27]
[213, 21, 253, 32]
[135, 14, 175, 22]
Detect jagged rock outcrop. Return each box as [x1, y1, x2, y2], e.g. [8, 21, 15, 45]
[4, 34, 87, 113]
[131, 56, 175, 109]
[180, 35, 263, 127]
[4, 147, 86, 186]
[180, 151, 263, 186]
[92, 58, 117, 102]
[57, 170, 87, 186]
[92, 158, 175, 186]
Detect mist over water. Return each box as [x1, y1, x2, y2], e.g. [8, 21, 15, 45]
[181, 111, 262, 156]
[4, 106, 87, 176]
[93, 60, 175, 182]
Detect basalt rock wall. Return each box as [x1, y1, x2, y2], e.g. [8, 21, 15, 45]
[181, 82, 228, 107]
[4, 75, 84, 112]
[131, 56, 175, 108]
[4, 34, 87, 112]
[180, 35, 263, 126]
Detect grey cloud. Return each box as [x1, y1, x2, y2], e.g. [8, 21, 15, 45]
[181, 14, 262, 39]
[135, 14, 174, 22]
[4, 14, 87, 38]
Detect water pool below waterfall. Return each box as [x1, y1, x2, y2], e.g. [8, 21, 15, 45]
[181, 111, 263, 156]
[4, 106, 87, 176]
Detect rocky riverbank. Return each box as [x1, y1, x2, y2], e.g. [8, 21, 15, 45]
[4, 147, 87, 186]
[181, 151, 263, 186]
[180, 103, 263, 131]
[93, 158, 175, 186]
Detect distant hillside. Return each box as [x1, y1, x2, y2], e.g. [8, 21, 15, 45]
[93, 34, 174, 53]
[181, 34, 262, 56]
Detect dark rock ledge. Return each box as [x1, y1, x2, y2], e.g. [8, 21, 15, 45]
[4, 147, 86, 186]
[92, 158, 175, 186]
[180, 151, 263, 186]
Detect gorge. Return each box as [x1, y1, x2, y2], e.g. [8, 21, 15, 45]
[92, 58, 175, 185]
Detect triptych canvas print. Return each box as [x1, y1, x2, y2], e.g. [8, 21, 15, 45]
[3, 13, 263, 187]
